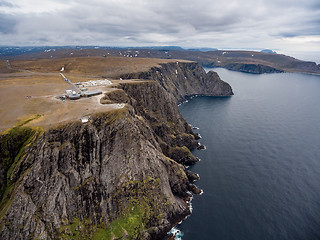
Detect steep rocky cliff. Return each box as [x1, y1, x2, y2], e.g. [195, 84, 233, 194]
[119, 61, 233, 102]
[222, 63, 284, 74]
[0, 61, 232, 239]
[1, 106, 198, 239]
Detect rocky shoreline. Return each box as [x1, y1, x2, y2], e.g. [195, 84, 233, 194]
[0, 61, 233, 239]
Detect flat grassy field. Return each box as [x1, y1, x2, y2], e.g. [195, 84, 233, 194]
[0, 57, 185, 132]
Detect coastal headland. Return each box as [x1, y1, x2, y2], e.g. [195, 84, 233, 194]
[0, 56, 232, 239]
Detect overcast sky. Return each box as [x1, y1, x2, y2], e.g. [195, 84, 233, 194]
[1, 0, 320, 53]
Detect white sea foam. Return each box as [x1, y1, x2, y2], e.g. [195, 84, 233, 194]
[168, 227, 184, 240]
[186, 192, 194, 213]
[178, 99, 189, 106]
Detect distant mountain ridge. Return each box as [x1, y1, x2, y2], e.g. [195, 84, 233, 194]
[1, 46, 319, 74]
[261, 49, 277, 54]
[0, 46, 216, 57]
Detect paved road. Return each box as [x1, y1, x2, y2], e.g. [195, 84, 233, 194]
[60, 73, 81, 93]
[6, 60, 12, 69]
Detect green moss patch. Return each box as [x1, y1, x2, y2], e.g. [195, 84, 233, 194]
[73, 176, 94, 191]
[58, 205, 144, 240]
[0, 117, 43, 220]
[58, 218, 96, 239]
[93, 205, 144, 240]
[58, 176, 169, 240]
[93, 108, 127, 129]
[100, 89, 129, 104]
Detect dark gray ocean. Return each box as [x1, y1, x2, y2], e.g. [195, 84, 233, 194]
[177, 68, 320, 240]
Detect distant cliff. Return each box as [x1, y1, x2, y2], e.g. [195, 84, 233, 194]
[0, 61, 230, 239]
[120, 61, 233, 102]
[222, 63, 284, 74]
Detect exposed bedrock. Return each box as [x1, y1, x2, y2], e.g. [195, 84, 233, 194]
[120, 61, 233, 102]
[0, 61, 232, 239]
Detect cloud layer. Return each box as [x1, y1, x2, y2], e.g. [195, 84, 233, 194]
[0, 0, 319, 52]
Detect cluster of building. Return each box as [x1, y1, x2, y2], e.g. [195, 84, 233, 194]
[76, 79, 113, 87]
[64, 89, 103, 100]
[59, 73, 112, 100]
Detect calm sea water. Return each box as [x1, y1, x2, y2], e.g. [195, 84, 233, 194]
[277, 51, 320, 64]
[177, 68, 320, 240]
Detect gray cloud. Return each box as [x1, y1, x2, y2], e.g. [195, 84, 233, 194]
[0, 13, 16, 33]
[0, 0, 319, 52]
[0, 1, 15, 7]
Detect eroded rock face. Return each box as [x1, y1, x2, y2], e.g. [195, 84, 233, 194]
[0, 108, 192, 239]
[204, 71, 234, 96]
[223, 63, 284, 74]
[120, 61, 233, 102]
[0, 61, 231, 239]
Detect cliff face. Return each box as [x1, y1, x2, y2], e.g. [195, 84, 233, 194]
[0, 107, 192, 239]
[120, 61, 233, 102]
[0, 61, 232, 239]
[223, 63, 284, 74]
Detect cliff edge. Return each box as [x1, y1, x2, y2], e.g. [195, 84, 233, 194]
[120, 61, 233, 102]
[0, 59, 232, 239]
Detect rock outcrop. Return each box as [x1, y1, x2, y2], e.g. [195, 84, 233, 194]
[1, 105, 197, 239]
[0, 61, 233, 239]
[120, 61, 233, 102]
[223, 63, 284, 74]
